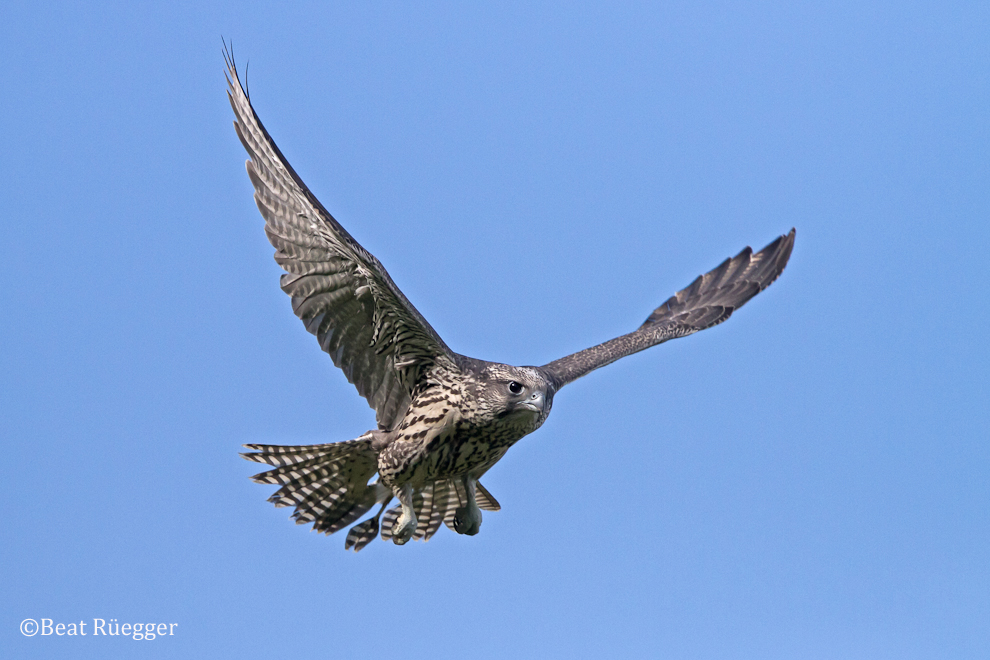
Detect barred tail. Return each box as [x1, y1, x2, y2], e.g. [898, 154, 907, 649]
[242, 435, 504, 551]
[241, 432, 384, 537]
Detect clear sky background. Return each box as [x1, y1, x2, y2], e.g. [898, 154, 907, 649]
[2, 2, 987, 659]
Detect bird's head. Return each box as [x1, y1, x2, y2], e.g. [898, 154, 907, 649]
[478, 364, 555, 422]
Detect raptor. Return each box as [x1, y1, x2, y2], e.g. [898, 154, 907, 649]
[226, 52, 795, 551]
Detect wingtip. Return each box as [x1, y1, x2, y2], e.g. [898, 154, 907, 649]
[782, 227, 796, 254]
[754, 227, 796, 292]
[780, 227, 796, 263]
[221, 36, 236, 76]
[780, 227, 796, 257]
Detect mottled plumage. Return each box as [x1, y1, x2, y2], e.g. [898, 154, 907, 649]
[227, 49, 795, 551]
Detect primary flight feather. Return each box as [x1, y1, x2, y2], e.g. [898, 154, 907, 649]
[226, 50, 795, 551]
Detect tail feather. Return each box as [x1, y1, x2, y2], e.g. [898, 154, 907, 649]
[249, 455, 344, 486]
[379, 504, 403, 542]
[244, 436, 504, 550]
[243, 436, 374, 479]
[421, 481, 449, 540]
[412, 483, 436, 541]
[243, 434, 379, 538]
[290, 483, 348, 523]
[313, 492, 375, 535]
[476, 482, 501, 511]
[265, 463, 345, 505]
[345, 516, 380, 551]
[242, 442, 342, 468]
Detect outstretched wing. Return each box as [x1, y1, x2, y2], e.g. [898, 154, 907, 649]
[541, 229, 795, 388]
[225, 50, 456, 429]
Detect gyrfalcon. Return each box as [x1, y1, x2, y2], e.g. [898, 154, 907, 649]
[226, 51, 795, 551]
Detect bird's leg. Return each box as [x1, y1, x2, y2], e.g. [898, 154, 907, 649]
[391, 483, 417, 545]
[453, 475, 482, 536]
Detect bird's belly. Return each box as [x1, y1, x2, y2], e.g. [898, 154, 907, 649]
[379, 417, 536, 486]
[421, 433, 510, 481]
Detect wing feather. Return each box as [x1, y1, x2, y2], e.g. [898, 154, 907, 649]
[225, 50, 456, 429]
[542, 229, 795, 388]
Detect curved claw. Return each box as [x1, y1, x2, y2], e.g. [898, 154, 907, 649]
[391, 512, 416, 544]
[389, 483, 417, 545]
[451, 475, 483, 535]
[453, 505, 482, 536]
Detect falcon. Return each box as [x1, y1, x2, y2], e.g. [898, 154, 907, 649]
[226, 51, 795, 551]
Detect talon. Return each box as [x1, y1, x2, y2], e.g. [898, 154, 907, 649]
[453, 505, 481, 536]
[390, 483, 417, 545]
[452, 476, 483, 535]
[391, 512, 416, 545]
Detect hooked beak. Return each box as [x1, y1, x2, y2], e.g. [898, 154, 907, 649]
[516, 391, 545, 414]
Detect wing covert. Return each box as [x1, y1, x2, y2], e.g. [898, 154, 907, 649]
[225, 49, 456, 429]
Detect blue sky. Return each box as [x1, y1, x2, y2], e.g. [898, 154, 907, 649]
[2, 1, 987, 658]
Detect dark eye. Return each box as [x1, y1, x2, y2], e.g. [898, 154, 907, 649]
[507, 381, 524, 395]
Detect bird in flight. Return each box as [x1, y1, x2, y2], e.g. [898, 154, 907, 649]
[226, 50, 795, 551]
